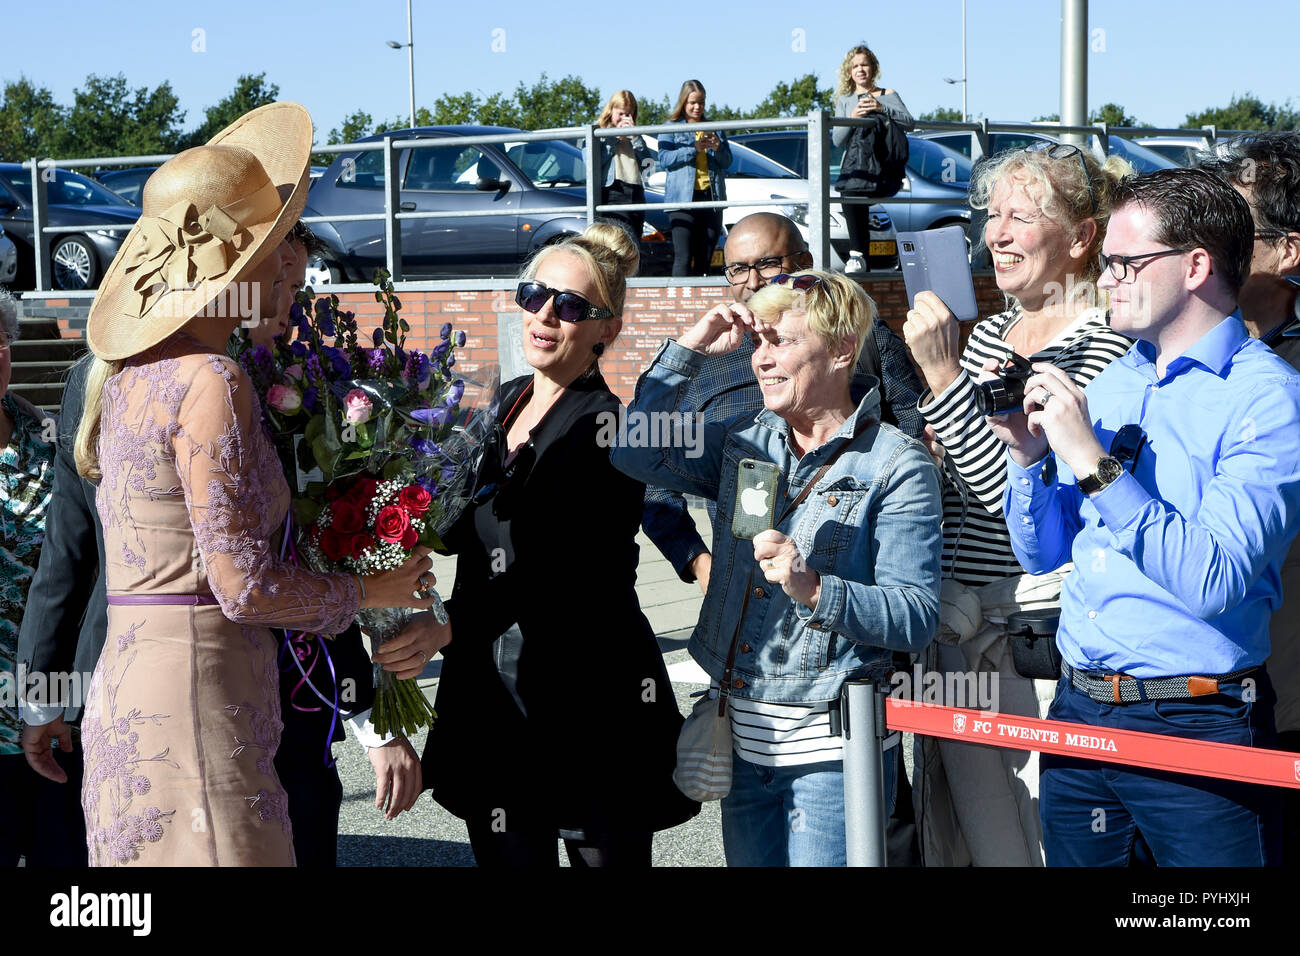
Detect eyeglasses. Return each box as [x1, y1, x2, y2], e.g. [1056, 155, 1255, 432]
[1109, 424, 1147, 473]
[1098, 248, 1189, 282]
[1023, 142, 1097, 215]
[723, 255, 790, 283]
[771, 273, 826, 293]
[1254, 229, 1294, 243]
[515, 281, 612, 323]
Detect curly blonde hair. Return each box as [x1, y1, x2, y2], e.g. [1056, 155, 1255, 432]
[971, 145, 1135, 306]
[836, 45, 880, 97]
[747, 269, 877, 364]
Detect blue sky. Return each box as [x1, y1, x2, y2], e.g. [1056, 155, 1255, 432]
[5, 0, 1294, 143]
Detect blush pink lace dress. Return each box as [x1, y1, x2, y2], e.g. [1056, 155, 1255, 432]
[81, 334, 360, 866]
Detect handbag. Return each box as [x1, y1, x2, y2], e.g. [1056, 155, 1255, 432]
[671, 442, 860, 801]
[1006, 608, 1062, 680]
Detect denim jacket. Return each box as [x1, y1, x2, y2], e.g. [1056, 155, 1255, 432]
[612, 340, 943, 703]
[657, 123, 732, 204]
[598, 133, 654, 188]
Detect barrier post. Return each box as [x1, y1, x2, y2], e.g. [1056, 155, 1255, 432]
[841, 678, 887, 867]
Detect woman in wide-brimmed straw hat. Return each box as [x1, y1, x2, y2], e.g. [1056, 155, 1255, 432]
[68, 103, 436, 866]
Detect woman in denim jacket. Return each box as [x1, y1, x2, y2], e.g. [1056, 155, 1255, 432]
[612, 270, 942, 866]
[658, 79, 731, 277]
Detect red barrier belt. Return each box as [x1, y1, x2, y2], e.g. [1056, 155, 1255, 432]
[885, 697, 1300, 790]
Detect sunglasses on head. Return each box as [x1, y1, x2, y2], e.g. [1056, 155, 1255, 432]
[771, 273, 826, 293]
[515, 281, 612, 323]
[1023, 141, 1098, 216]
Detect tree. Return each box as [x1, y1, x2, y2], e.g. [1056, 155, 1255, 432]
[637, 93, 673, 127]
[427, 92, 480, 126]
[0, 77, 65, 159]
[1033, 111, 1061, 122]
[1090, 103, 1146, 127]
[181, 73, 280, 148]
[511, 74, 603, 130]
[1185, 93, 1299, 131]
[59, 73, 186, 158]
[919, 106, 963, 123]
[749, 75, 834, 118]
[329, 109, 375, 143]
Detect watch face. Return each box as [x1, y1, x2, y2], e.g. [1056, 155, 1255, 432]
[1097, 457, 1124, 483]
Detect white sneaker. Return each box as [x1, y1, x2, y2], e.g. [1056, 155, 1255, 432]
[845, 254, 866, 275]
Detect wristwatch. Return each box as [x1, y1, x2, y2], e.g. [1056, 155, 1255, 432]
[1077, 456, 1124, 496]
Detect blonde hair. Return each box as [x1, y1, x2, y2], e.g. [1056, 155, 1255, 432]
[74, 355, 123, 482]
[668, 80, 706, 123]
[522, 223, 639, 369]
[836, 45, 880, 97]
[597, 90, 639, 128]
[971, 146, 1135, 307]
[748, 269, 877, 364]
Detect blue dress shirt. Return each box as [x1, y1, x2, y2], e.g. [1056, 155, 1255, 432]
[1004, 315, 1300, 678]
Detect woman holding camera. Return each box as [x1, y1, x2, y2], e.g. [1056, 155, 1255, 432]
[832, 44, 913, 274]
[658, 80, 731, 277]
[614, 270, 942, 866]
[596, 90, 654, 241]
[901, 144, 1133, 866]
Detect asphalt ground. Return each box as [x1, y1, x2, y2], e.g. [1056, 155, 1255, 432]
[334, 506, 728, 866]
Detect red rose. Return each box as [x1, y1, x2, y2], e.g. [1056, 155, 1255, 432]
[374, 505, 411, 544]
[325, 482, 345, 502]
[397, 484, 432, 517]
[331, 499, 365, 535]
[350, 532, 375, 560]
[400, 526, 418, 550]
[347, 476, 379, 504]
[320, 528, 349, 562]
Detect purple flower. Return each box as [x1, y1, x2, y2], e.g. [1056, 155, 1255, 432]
[373, 328, 384, 348]
[323, 347, 351, 378]
[440, 322, 453, 340]
[445, 379, 465, 407]
[456, 330, 466, 348]
[395, 346, 407, 367]
[441, 462, 457, 485]
[305, 354, 324, 381]
[447, 353, 456, 368]
[302, 386, 319, 413]
[411, 406, 451, 427]
[291, 340, 308, 359]
[431, 340, 450, 362]
[405, 351, 431, 387]
[367, 349, 387, 373]
[411, 437, 441, 456]
[416, 474, 440, 496]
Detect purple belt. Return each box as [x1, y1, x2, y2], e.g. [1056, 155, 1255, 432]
[107, 594, 220, 606]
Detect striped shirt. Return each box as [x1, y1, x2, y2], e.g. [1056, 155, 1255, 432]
[919, 307, 1131, 586]
[719, 683, 900, 768]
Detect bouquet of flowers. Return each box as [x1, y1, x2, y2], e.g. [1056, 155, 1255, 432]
[234, 270, 495, 737]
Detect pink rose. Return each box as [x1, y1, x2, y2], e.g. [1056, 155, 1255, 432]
[266, 384, 302, 414]
[344, 388, 373, 424]
[284, 364, 304, 381]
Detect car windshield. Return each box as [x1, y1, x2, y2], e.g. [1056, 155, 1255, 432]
[726, 143, 799, 180]
[0, 168, 133, 207]
[1106, 136, 1178, 173]
[503, 139, 587, 187]
[908, 137, 972, 184]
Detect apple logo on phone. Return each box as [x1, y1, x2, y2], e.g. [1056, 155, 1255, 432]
[740, 481, 769, 517]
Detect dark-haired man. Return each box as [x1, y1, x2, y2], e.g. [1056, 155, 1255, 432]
[995, 168, 1300, 865]
[1199, 133, 1300, 864]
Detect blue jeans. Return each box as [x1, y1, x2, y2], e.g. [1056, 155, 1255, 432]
[720, 748, 897, 867]
[1041, 677, 1282, 866]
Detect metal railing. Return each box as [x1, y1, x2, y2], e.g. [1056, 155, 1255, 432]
[18, 116, 1252, 295]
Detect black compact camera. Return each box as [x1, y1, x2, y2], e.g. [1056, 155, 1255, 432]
[973, 353, 1035, 416]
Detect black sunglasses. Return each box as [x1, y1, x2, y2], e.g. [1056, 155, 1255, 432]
[515, 281, 612, 322]
[1109, 424, 1147, 473]
[1024, 142, 1097, 215]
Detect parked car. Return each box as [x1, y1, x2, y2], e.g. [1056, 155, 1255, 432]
[0, 163, 141, 290]
[93, 166, 158, 206]
[0, 227, 17, 286]
[305, 125, 679, 280]
[638, 134, 886, 269]
[730, 131, 971, 255]
[1134, 136, 1206, 167]
[918, 129, 1178, 174]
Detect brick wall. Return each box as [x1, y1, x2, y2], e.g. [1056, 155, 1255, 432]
[327, 274, 1009, 404]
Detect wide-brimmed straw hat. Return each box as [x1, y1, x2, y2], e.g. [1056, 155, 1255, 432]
[87, 101, 313, 360]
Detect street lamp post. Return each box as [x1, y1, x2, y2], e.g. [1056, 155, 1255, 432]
[942, 0, 968, 121]
[385, 0, 416, 129]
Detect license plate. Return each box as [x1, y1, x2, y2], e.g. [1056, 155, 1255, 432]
[869, 241, 897, 257]
[711, 249, 724, 267]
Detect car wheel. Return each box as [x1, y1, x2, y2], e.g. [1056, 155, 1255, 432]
[51, 236, 98, 290]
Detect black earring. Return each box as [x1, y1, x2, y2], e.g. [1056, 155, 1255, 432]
[592, 342, 605, 357]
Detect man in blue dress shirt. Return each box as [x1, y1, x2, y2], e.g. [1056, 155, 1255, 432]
[994, 168, 1300, 866]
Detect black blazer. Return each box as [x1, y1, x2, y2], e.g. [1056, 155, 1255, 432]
[17, 354, 106, 723]
[422, 371, 699, 836]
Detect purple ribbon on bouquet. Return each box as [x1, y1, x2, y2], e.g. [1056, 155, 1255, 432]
[278, 512, 341, 769]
